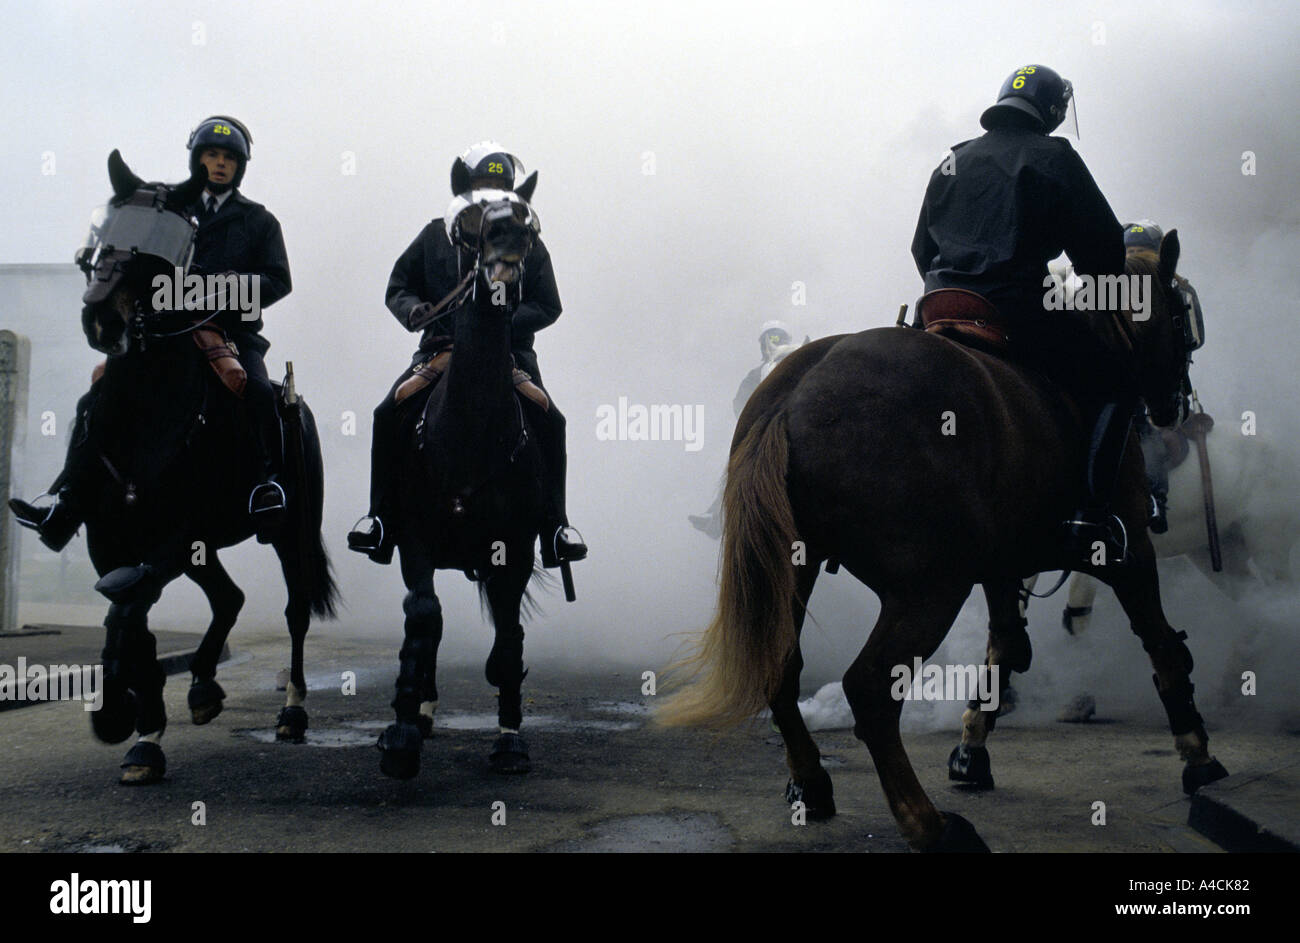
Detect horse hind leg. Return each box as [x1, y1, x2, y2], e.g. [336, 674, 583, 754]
[1107, 558, 1228, 795]
[1063, 572, 1099, 635]
[184, 553, 244, 725]
[843, 582, 989, 852]
[949, 579, 1029, 791]
[770, 563, 835, 818]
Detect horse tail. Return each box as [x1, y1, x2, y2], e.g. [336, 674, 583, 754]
[659, 406, 799, 728]
[297, 403, 339, 619]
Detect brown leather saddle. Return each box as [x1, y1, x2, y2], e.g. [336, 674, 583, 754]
[393, 345, 550, 412]
[917, 288, 1011, 352]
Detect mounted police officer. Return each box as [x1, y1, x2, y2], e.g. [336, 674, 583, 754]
[12, 116, 291, 547]
[911, 65, 1136, 566]
[1124, 219, 1205, 533]
[347, 141, 586, 568]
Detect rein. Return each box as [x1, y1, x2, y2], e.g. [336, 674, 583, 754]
[409, 266, 478, 333]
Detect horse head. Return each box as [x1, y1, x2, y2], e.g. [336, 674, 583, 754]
[1119, 230, 1195, 428]
[444, 159, 540, 294]
[78, 150, 205, 355]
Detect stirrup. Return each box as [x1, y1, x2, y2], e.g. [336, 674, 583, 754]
[347, 515, 384, 550]
[11, 491, 56, 530]
[1062, 513, 1130, 566]
[550, 525, 588, 563]
[249, 480, 287, 515]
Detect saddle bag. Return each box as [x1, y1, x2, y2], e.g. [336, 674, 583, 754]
[193, 328, 247, 398]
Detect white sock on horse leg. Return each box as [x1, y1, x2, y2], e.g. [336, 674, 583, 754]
[286, 682, 305, 707]
[420, 700, 437, 719]
[139, 731, 163, 745]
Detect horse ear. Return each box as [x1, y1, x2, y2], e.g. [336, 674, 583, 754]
[168, 164, 208, 209]
[451, 157, 472, 195]
[1158, 229, 1180, 282]
[107, 149, 143, 199]
[514, 170, 538, 203]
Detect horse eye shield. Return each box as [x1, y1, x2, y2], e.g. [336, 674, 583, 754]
[77, 202, 197, 302]
[445, 189, 538, 259]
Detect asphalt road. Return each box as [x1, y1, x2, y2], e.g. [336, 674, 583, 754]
[0, 625, 1292, 854]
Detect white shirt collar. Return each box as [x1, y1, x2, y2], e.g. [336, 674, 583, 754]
[202, 189, 233, 212]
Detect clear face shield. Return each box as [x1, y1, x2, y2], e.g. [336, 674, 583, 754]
[1058, 80, 1080, 138]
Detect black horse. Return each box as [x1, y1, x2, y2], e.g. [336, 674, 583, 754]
[74, 151, 337, 783]
[377, 165, 555, 779]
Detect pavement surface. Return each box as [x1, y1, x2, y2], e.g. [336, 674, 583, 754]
[1, 622, 1296, 854]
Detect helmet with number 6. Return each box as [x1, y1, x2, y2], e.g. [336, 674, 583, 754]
[187, 115, 253, 188]
[980, 65, 1073, 133]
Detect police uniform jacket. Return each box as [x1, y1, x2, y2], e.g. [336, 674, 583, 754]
[911, 125, 1124, 324]
[189, 190, 292, 355]
[385, 220, 561, 383]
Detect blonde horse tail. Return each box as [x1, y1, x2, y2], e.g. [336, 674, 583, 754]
[658, 407, 800, 728]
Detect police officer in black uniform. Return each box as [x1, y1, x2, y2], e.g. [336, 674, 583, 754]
[10, 115, 291, 546]
[185, 116, 293, 537]
[911, 65, 1136, 565]
[347, 142, 586, 568]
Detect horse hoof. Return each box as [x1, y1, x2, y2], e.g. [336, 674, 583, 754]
[416, 714, 434, 740]
[378, 722, 423, 779]
[275, 705, 308, 743]
[91, 688, 137, 745]
[489, 733, 531, 774]
[119, 741, 165, 786]
[924, 812, 990, 853]
[785, 774, 836, 820]
[188, 679, 226, 725]
[1183, 757, 1229, 795]
[948, 744, 995, 790]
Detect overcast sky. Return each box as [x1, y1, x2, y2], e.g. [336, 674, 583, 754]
[2, 1, 1297, 703]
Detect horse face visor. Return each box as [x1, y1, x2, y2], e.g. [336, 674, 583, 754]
[77, 202, 197, 302]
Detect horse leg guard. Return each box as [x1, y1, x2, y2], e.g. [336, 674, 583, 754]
[120, 740, 166, 786]
[188, 677, 226, 725]
[948, 743, 995, 790]
[785, 770, 836, 820]
[377, 721, 423, 779]
[94, 564, 159, 604]
[393, 635, 436, 723]
[489, 732, 531, 775]
[276, 705, 309, 743]
[485, 626, 527, 733]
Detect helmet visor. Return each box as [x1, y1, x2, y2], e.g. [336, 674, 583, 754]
[1058, 82, 1079, 138]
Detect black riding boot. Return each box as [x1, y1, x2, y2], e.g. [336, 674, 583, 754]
[347, 390, 404, 564]
[1061, 399, 1138, 566]
[532, 404, 586, 568]
[9, 387, 99, 551]
[244, 381, 286, 543]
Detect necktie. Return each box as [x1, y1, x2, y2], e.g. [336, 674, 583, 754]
[201, 196, 217, 222]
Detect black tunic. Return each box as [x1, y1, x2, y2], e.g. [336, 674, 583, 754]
[385, 220, 561, 382]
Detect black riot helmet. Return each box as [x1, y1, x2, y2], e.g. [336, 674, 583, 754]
[187, 116, 253, 190]
[452, 140, 523, 194]
[980, 65, 1074, 133]
[1123, 219, 1165, 253]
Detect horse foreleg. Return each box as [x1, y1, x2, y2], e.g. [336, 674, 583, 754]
[484, 553, 532, 774]
[184, 553, 244, 725]
[1108, 557, 1229, 795]
[378, 548, 439, 779]
[844, 584, 988, 852]
[770, 563, 834, 818]
[96, 567, 172, 785]
[1063, 572, 1098, 635]
[950, 579, 1028, 791]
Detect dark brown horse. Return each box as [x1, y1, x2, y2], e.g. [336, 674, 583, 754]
[659, 233, 1227, 851]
